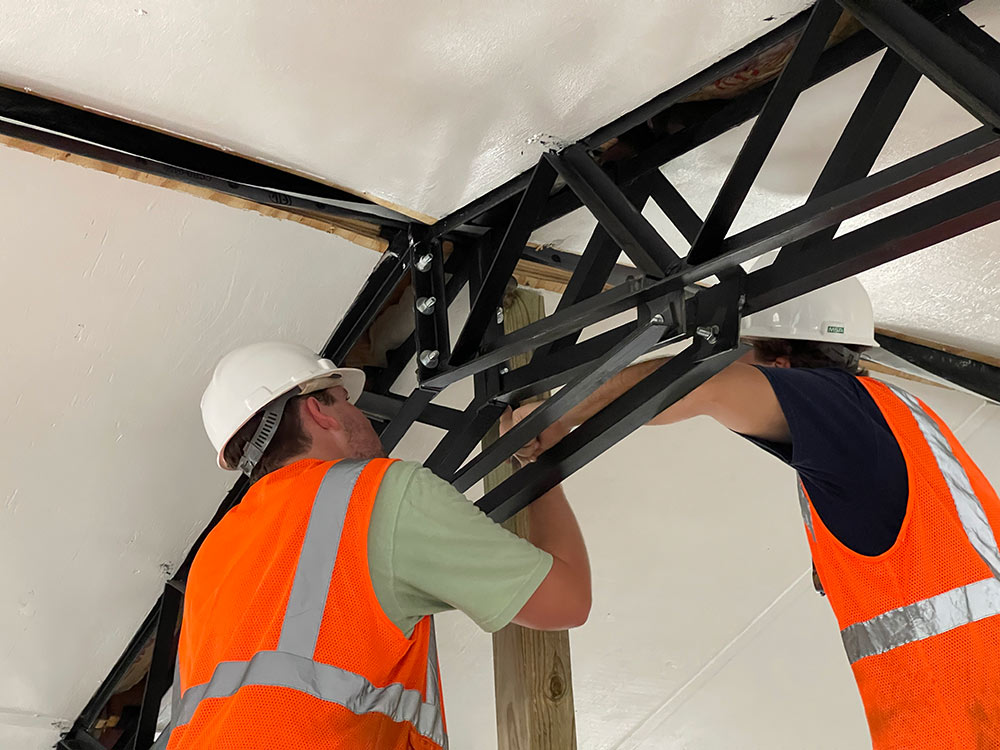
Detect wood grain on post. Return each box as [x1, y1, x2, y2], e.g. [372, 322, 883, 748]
[484, 285, 577, 750]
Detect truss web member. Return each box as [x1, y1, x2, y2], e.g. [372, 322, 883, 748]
[157, 342, 590, 750]
[512, 276, 1000, 749]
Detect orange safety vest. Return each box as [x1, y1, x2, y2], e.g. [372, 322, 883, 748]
[798, 378, 1000, 749]
[158, 458, 447, 750]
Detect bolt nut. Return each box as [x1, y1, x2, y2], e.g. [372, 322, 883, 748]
[419, 350, 440, 369]
[696, 325, 719, 344]
[499, 365, 510, 375]
[497, 307, 505, 324]
[650, 313, 665, 325]
[416, 296, 437, 315]
[415, 253, 433, 272]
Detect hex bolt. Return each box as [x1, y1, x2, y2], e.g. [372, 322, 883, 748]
[497, 307, 505, 325]
[696, 326, 719, 344]
[499, 365, 510, 375]
[415, 253, 433, 272]
[415, 296, 437, 315]
[419, 350, 440, 369]
[650, 313, 665, 325]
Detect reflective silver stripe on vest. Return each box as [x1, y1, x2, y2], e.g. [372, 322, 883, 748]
[277, 459, 367, 656]
[842, 577, 1000, 663]
[829, 385, 1000, 664]
[170, 460, 447, 748]
[886, 385, 1000, 579]
[173, 649, 447, 747]
[797, 481, 815, 543]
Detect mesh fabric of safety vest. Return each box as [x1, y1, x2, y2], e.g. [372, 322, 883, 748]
[166, 458, 446, 750]
[800, 378, 1000, 749]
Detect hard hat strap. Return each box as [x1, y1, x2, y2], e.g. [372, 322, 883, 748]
[815, 343, 862, 371]
[237, 387, 302, 477]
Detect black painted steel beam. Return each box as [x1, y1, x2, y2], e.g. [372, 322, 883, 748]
[687, 0, 843, 265]
[476, 339, 747, 523]
[518, 244, 639, 290]
[449, 160, 557, 366]
[837, 0, 1000, 129]
[609, 27, 887, 191]
[646, 171, 703, 246]
[0, 88, 410, 229]
[422, 125, 1000, 391]
[452, 294, 684, 491]
[321, 231, 411, 364]
[533, 179, 652, 358]
[424, 401, 509, 480]
[775, 49, 921, 267]
[746, 167, 1000, 313]
[134, 584, 183, 750]
[546, 145, 681, 277]
[377, 388, 440, 454]
[356, 392, 465, 432]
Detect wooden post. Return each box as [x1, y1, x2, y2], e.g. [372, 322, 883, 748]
[484, 285, 577, 750]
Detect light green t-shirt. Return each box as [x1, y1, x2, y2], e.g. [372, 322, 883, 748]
[366, 461, 552, 637]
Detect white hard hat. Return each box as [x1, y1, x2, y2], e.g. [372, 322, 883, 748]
[201, 341, 365, 470]
[741, 255, 878, 347]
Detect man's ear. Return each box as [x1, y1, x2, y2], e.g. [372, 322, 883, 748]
[775, 356, 792, 369]
[302, 396, 342, 431]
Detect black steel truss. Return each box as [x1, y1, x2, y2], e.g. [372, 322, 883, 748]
[55, 1, 1000, 747]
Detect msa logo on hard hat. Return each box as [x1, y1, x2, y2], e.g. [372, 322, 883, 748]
[824, 321, 846, 336]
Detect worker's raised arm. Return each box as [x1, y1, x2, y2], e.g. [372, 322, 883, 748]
[513, 357, 790, 460]
[510, 482, 591, 630]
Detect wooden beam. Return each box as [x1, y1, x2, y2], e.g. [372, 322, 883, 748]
[875, 326, 1000, 369]
[485, 287, 577, 750]
[0, 133, 391, 253]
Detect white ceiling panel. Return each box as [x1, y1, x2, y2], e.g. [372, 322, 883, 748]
[0, 0, 809, 218]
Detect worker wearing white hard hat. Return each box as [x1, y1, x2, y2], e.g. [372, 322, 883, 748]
[160, 342, 591, 749]
[510, 269, 1000, 747]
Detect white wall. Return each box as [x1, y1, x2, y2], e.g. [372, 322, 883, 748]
[0, 144, 380, 749]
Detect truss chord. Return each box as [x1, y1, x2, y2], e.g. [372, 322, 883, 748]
[451, 296, 683, 491]
[498, 322, 642, 402]
[837, 0, 1000, 130]
[721, 126, 1000, 270]
[476, 339, 747, 523]
[425, 124, 1000, 392]
[610, 27, 887, 193]
[746, 167, 1000, 313]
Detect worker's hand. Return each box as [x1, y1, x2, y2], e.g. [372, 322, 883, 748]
[500, 403, 571, 463]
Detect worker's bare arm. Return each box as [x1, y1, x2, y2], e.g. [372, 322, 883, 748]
[514, 358, 790, 460]
[510, 482, 591, 630]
